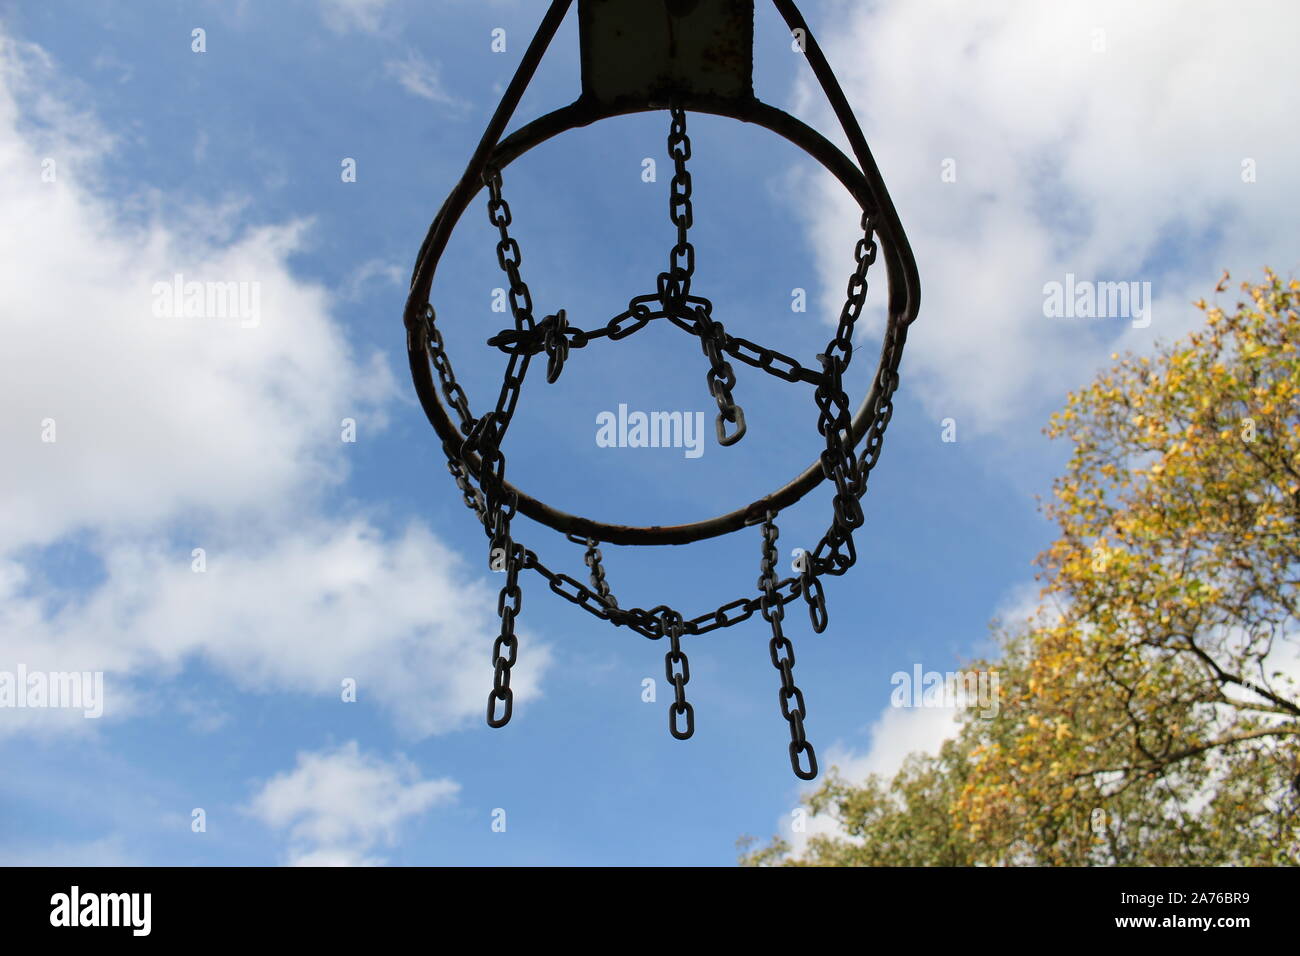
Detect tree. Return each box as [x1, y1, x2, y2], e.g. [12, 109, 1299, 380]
[741, 271, 1300, 866]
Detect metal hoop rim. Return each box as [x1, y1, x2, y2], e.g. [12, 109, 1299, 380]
[405, 0, 920, 547]
[408, 96, 913, 546]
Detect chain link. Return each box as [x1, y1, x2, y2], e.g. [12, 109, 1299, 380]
[661, 609, 694, 740]
[419, 306, 474, 433]
[810, 212, 879, 581]
[663, 107, 694, 305]
[476, 166, 545, 728]
[662, 301, 823, 388]
[722, 332, 823, 386]
[486, 167, 536, 331]
[801, 558, 828, 633]
[693, 305, 746, 445]
[446, 449, 485, 518]
[760, 512, 817, 780]
[565, 533, 618, 610]
[583, 539, 618, 609]
[540, 309, 570, 383]
[486, 541, 523, 727]
[486, 299, 668, 365]
[656, 108, 748, 446]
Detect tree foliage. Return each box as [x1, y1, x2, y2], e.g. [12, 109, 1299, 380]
[742, 271, 1300, 866]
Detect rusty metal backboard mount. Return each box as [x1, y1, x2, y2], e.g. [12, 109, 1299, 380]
[402, 0, 921, 780]
[580, 0, 754, 107]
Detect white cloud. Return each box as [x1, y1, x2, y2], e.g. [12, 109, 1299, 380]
[826, 705, 964, 785]
[796, 0, 1300, 434]
[342, 257, 405, 300]
[319, 0, 392, 35]
[246, 741, 458, 866]
[385, 52, 463, 108]
[0, 520, 550, 739]
[774, 703, 963, 859]
[0, 35, 394, 550]
[89, 51, 133, 85]
[0, 32, 547, 738]
[0, 835, 142, 866]
[992, 579, 1055, 632]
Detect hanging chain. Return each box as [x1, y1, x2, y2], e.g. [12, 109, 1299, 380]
[486, 540, 523, 727]
[661, 609, 694, 740]
[487, 294, 666, 360]
[760, 512, 817, 780]
[583, 538, 618, 609]
[420, 305, 474, 432]
[476, 409, 522, 729]
[811, 213, 886, 582]
[476, 165, 540, 729]
[694, 305, 746, 445]
[712, 328, 824, 385]
[801, 554, 827, 633]
[565, 532, 618, 609]
[658, 107, 747, 446]
[662, 107, 695, 305]
[485, 167, 535, 333]
[446, 449, 485, 516]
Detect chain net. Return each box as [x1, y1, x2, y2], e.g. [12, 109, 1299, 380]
[417, 107, 905, 779]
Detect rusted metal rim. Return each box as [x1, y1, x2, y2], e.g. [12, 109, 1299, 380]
[404, 0, 920, 547]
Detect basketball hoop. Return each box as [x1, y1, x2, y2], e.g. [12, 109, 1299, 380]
[404, 0, 920, 779]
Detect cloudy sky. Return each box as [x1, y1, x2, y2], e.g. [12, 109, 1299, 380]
[1, 0, 1296, 865]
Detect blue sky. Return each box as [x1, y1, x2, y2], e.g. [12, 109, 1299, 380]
[1, 0, 1296, 865]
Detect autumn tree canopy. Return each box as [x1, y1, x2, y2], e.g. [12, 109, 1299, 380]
[742, 271, 1300, 866]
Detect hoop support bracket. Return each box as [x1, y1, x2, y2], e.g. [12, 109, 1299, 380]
[579, 0, 755, 109]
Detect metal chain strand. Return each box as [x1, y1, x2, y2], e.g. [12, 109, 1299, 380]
[487, 295, 668, 361]
[446, 450, 485, 519]
[760, 512, 817, 780]
[476, 166, 546, 729]
[661, 609, 694, 740]
[486, 541, 523, 727]
[583, 539, 618, 610]
[485, 167, 537, 333]
[522, 543, 806, 641]
[656, 108, 747, 446]
[566, 533, 618, 610]
[810, 212, 878, 579]
[663, 298, 824, 388]
[661, 106, 695, 306]
[719, 331, 822, 386]
[476, 410, 523, 729]
[540, 309, 570, 383]
[420, 306, 474, 433]
[694, 305, 746, 445]
[801, 557, 828, 633]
